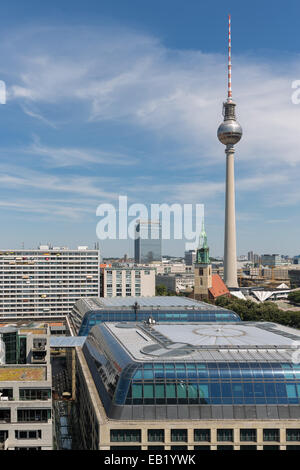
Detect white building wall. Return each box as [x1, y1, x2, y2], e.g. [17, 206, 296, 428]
[0, 247, 100, 318]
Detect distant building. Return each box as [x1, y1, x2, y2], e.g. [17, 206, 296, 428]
[156, 273, 194, 293]
[156, 263, 188, 274]
[289, 268, 300, 288]
[0, 323, 52, 450]
[184, 250, 196, 266]
[293, 255, 300, 265]
[101, 266, 155, 298]
[134, 221, 162, 264]
[261, 254, 282, 267]
[0, 246, 100, 318]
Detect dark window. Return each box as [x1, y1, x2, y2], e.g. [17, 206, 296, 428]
[19, 389, 51, 401]
[286, 429, 300, 441]
[240, 429, 257, 442]
[148, 446, 164, 450]
[263, 429, 280, 442]
[110, 430, 141, 443]
[194, 429, 211, 442]
[17, 409, 51, 423]
[0, 409, 10, 423]
[171, 429, 187, 442]
[0, 388, 13, 400]
[0, 431, 8, 443]
[217, 445, 233, 450]
[239, 445, 257, 450]
[15, 430, 41, 440]
[217, 429, 233, 442]
[263, 445, 279, 450]
[14, 447, 41, 450]
[194, 445, 210, 450]
[171, 446, 188, 450]
[148, 429, 164, 442]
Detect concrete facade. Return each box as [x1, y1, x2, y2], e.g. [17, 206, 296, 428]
[101, 267, 155, 297]
[0, 324, 52, 450]
[0, 246, 100, 318]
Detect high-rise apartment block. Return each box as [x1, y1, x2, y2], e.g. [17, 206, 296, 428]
[0, 246, 100, 318]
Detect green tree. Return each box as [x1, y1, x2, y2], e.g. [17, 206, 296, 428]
[215, 296, 300, 329]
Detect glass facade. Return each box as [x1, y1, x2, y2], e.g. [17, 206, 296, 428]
[78, 309, 240, 336]
[122, 362, 300, 406]
[134, 221, 162, 263]
[83, 326, 300, 411]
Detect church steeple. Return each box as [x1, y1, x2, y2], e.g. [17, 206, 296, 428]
[196, 219, 210, 264]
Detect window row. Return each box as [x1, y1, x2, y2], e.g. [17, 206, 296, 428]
[109, 428, 300, 443]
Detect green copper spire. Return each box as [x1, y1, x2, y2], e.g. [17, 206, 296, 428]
[196, 219, 210, 264]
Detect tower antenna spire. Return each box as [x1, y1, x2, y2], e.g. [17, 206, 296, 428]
[228, 14, 232, 101]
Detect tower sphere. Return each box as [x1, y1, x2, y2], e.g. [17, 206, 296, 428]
[217, 119, 242, 146]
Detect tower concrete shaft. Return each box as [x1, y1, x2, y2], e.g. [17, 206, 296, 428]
[224, 144, 238, 288]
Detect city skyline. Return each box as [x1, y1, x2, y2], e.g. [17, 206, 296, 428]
[0, 1, 300, 257]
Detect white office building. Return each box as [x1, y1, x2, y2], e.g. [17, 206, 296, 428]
[101, 267, 155, 298]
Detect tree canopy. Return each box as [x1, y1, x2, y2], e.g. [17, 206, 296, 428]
[215, 296, 300, 329]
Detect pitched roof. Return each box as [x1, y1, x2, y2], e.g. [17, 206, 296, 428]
[209, 274, 230, 299]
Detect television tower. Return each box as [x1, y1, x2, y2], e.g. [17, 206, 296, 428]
[217, 14, 242, 289]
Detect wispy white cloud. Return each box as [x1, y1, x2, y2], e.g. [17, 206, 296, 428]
[26, 136, 137, 167]
[0, 24, 299, 253]
[4, 26, 300, 170]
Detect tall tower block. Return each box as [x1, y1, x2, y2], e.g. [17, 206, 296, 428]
[217, 14, 242, 289]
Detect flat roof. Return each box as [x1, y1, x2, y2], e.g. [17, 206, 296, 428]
[0, 366, 46, 381]
[50, 336, 86, 348]
[103, 321, 300, 362]
[82, 296, 230, 310]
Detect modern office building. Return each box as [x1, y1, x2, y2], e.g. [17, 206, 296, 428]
[134, 221, 162, 264]
[70, 296, 241, 336]
[261, 254, 283, 267]
[0, 246, 100, 318]
[185, 250, 196, 266]
[0, 323, 52, 450]
[74, 321, 300, 450]
[100, 266, 155, 298]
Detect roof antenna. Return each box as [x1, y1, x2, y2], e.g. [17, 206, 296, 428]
[228, 14, 232, 101]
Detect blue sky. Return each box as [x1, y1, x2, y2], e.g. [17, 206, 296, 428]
[0, 0, 300, 257]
